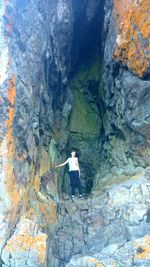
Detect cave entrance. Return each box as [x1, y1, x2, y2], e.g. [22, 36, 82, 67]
[60, 0, 106, 196]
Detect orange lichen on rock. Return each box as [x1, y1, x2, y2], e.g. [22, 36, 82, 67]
[135, 236, 150, 260]
[39, 148, 50, 177]
[113, 0, 150, 77]
[38, 198, 57, 224]
[7, 74, 16, 104]
[49, 199, 57, 222]
[5, 233, 47, 264]
[6, 74, 16, 155]
[0, 0, 23, 221]
[4, 73, 25, 222]
[5, 75, 15, 159]
[30, 148, 50, 191]
[84, 257, 104, 267]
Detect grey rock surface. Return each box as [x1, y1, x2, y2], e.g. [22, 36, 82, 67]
[98, 0, 150, 184]
[1, 0, 150, 267]
[50, 170, 150, 267]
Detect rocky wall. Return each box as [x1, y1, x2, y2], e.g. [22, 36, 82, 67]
[0, 0, 60, 266]
[1, 0, 150, 266]
[95, 0, 150, 186]
[51, 169, 150, 267]
[0, 0, 91, 265]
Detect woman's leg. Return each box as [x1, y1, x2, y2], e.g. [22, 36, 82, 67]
[74, 171, 83, 196]
[71, 184, 75, 196]
[78, 180, 82, 195]
[69, 171, 75, 196]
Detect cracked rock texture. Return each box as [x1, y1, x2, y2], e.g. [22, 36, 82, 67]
[0, 0, 150, 267]
[56, 170, 150, 267]
[97, 0, 150, 183]
[0, 0, 61, 266]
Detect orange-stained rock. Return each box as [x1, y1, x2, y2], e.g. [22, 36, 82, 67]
[135, 236, 150, 260]
[0, 0, 61, 266]
[37, 196, 57, 225]
[113, 0, 150, 77]
[4, 218, 47, 265]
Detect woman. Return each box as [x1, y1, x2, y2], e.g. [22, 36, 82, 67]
[55, 150, 83, 199]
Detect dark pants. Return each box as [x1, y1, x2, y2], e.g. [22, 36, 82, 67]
[69, 170, 82, 196]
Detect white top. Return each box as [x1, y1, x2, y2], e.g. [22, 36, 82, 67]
[67, 157, 79, 172]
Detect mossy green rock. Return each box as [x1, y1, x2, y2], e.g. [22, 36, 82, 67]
[68, 57, 101, 138]
[69, 89, 100, 137]
[65, 57, 102, 193]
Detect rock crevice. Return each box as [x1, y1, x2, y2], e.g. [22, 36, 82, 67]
[0, 0, 150, 266]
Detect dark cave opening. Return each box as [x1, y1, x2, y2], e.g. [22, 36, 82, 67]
[42, 0, 106, 197]
[65, 0, 106, 195]
[70, 0, 105, 75]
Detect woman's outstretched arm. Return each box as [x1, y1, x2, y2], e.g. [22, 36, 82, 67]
[55, 160, 68, 168]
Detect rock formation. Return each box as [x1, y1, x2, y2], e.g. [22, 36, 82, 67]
[0, 0, 150, 266]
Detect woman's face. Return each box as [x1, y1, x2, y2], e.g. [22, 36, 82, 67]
[71, 151, 76, 157]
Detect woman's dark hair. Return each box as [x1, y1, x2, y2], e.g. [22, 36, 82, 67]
[70, 150, 76, 155]
[67, 148, 80, 157]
